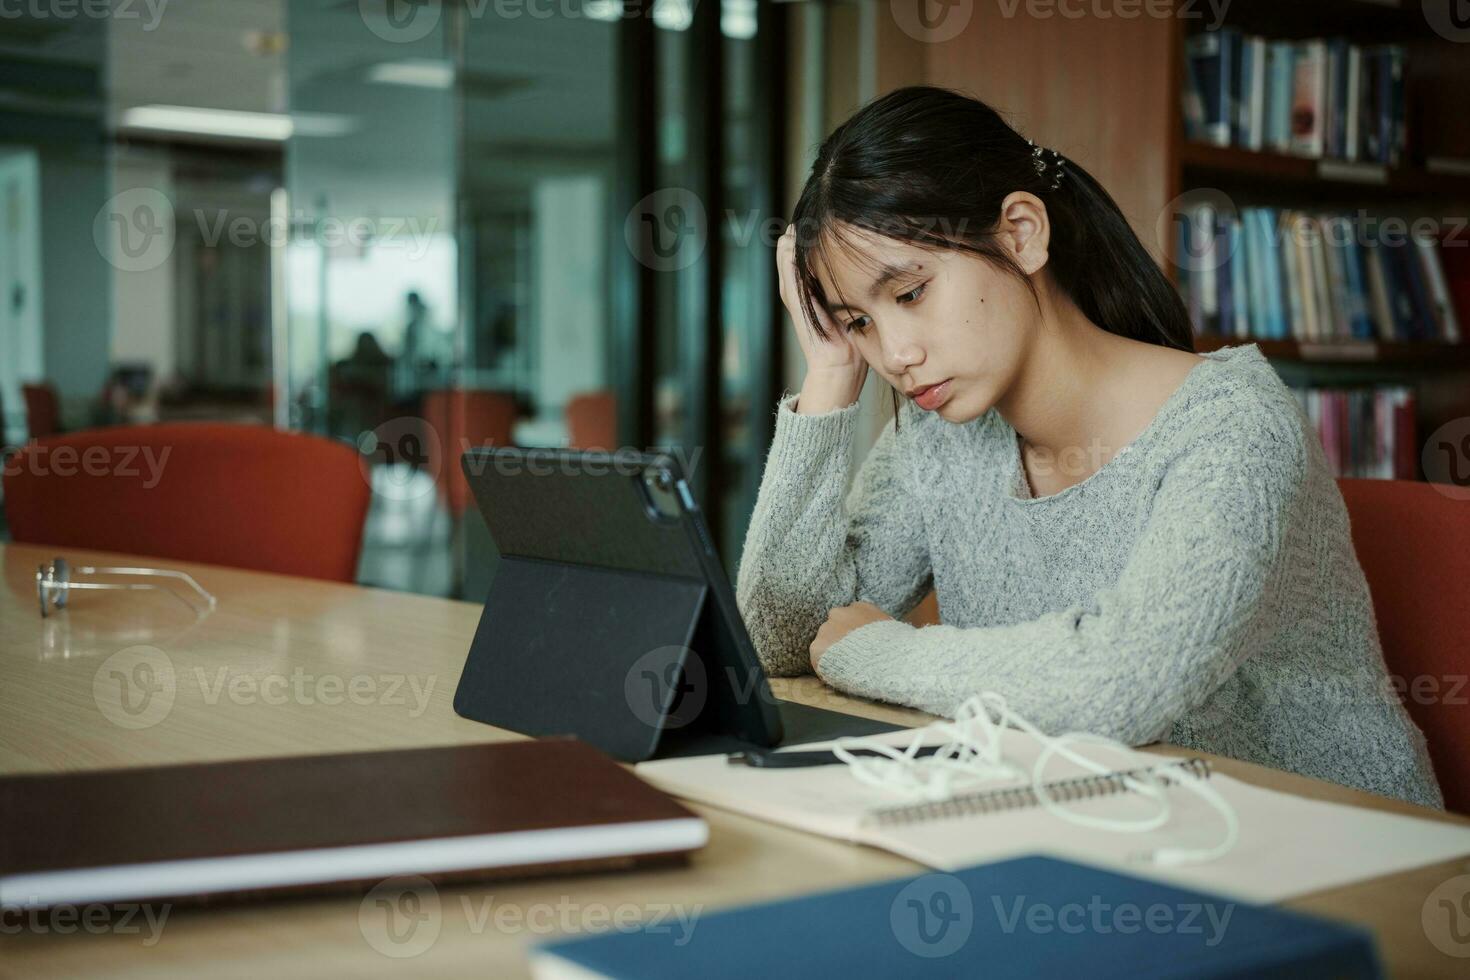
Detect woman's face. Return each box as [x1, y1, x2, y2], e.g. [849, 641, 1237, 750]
[808, 220, 1045, 424]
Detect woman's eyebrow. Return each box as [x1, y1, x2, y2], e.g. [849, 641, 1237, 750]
[822, 262, 924, 313]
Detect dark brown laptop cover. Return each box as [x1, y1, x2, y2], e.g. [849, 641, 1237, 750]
[0, 738, 704, 906]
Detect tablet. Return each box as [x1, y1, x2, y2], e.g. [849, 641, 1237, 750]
[453, 446, 899, 761]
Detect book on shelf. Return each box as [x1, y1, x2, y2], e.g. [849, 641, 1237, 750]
[1183, 30, 1231, 145]
[1218, 214, 1237, 338]
[1290, 386, 1417, 480]
[1290, 40, 1327, 158]
[1266, 40, 1294, 153]
[1426, 236, 1467, 343]
[1303, 214, 1333, 339]
[1239, 35, 1266, 151]
[1250, 209, 1286, 338]
[1425, 157, 1470, 177]
[1182, 32, 1406, 165]
[1228, 217, 1248, 337]
[1176, 205, 1468, 344]
[1343, 44, 1361, 163]
[1398, 234, 1436, 341]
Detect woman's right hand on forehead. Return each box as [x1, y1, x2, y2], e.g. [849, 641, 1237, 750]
[777, 225, 867, 413]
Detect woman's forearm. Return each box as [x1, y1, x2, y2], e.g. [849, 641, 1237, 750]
[736, 395, 933, 676]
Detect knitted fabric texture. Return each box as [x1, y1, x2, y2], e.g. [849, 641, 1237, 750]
[735, 343, 1443, 808]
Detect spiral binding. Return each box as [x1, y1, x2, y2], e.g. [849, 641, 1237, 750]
[865, 757, 1212, 827]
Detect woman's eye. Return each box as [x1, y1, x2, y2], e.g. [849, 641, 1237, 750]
[897, 282, 927, 304]
[844, 316, 871, 333]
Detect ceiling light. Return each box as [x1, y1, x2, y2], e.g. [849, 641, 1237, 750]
[117, 106, 354, 142]
[367, 59, 454, 89]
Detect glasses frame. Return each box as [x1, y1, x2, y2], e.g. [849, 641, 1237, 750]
[35, 557, 217, 619]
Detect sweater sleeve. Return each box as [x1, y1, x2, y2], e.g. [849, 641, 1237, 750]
[814, 405, 1309, 745]
[735, 393, 932, 677]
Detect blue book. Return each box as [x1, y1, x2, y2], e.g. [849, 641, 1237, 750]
[1228, 219, 1249, 338]
[1326, 38, 1350, 158]
[1398, 238, 1436, 341]
[1266, 42, 1295, 151]
[1218, 219, 1236, 338]
[1375, 47, 1394, 165]
[1258, 209, 1288, 339]
[1241, 209, 1267, 338]
[1236, 39, 1254, 147]
[1181, 47, 1207, 141]
[1382, 242, 1419, 340]
[1186, 33, 1230, 146]
[1224, 29, 1243, 146]
[1340, 227, 1373, 340]
[1387, 46, 1406, 166]
[531, 856, 1382, 979]
[1258, 209, 1278, 336]
[1362, 49, 1383, 162]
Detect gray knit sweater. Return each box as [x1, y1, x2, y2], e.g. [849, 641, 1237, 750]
[735, 343, 1443, 809]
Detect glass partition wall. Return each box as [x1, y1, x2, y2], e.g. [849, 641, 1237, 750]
[284, 0, 784, 596]
[0, 1, 780, 580]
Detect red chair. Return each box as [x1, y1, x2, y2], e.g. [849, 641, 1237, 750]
[22, 383, 60, 440]
[1339, 478, 1470, 813]
[566, 389, 618, 451]
[3, 424, 371, 583]
[421, 390, 517, 516]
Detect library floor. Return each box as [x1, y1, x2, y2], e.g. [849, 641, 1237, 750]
[353, 463, 458, 599]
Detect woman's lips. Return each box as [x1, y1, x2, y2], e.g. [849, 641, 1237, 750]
[912, 379, 953, 411]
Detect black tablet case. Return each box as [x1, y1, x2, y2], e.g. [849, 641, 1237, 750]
[452, 448, 898, 762]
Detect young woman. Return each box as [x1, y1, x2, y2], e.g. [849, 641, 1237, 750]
[735, 86, 1442, 809]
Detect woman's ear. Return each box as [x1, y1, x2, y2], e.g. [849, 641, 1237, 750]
[997, 191, 1050, 276]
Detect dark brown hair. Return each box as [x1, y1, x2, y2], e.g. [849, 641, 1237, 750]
[790, 86, 1193, 422]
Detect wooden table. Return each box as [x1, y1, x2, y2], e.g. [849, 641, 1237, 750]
[1, 542, 1466, 978]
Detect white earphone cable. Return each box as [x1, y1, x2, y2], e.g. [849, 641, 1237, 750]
[831, 692, 1238, 866]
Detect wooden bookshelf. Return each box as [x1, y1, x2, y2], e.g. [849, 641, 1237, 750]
[1190, 0, 1435, 41]
[1194, 334, 1470, 367]
[1179, 142, 1470, 200]
[1166, 2, 1470, 481]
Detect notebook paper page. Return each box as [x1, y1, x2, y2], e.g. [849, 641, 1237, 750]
[636, 726, 1153, 844]
[637, 729, 1470, 903]
[635, 728, 986, 842]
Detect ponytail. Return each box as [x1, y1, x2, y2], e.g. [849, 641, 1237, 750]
[1045, 155, 1194, 351]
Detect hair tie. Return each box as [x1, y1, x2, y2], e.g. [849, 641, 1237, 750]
[1024, 137, 1066, 192]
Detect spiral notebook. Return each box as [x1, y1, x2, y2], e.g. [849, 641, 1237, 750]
[635, 725, 1470, 904]
[863, 757, 1212, 826]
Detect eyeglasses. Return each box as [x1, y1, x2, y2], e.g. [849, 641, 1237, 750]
[36, 557, 217, 619]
